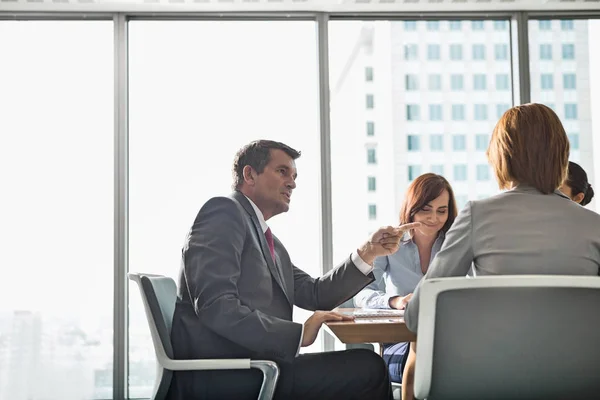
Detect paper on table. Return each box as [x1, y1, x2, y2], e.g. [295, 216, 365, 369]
[353, 318, 400, 324]
[342, 308, 405, 318]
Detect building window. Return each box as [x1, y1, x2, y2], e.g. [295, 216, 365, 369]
[408, 165, 422, 181]
[539, 20, 552, 30]
[494, 20, 508, 30]
[429, 104, 443, 121]
[404, 44, 418, 60]
[368, 204, 377, 220]
[561, 20, 574, 30]
[494, 44, 508, 60]
[452, 134, 467, 151]
[474, 74, 487, 90]
[540, 44, 552, 60]
[405, 74, 419, 90]
[427, 21, 440, 31]
[476, 134, 489, 151]
[431, 164, 444, 176]
[365, 66, 373, 82]
[404, 21, 417, 30]
[563, 73, 576, 90]
[545, 103, 555, 111]
[562, 44, 575, 60]
[453, 164, 468, 181]
[428, 74, 442, 90]
[367, 148, 377, 164]
[474, 104, 488, 120]
[456, 195, 468, 208]
[477, 164, 490, 181]
[473, 44, 485, 60]
[450, 44, 463, 60]
[565, 104, 578, 120]
[366, 121, 375, 136]
[366, 94, 374, 109]
[451, 74, 464, 91]
[496, 103, 510, 119]
[407, 104, 420, 121]
[569, 133, 579, 150]
[427, 44, 441, 60]
[452, 104, 465, 121]
[496, 74, 509, 90]
[408, 135, 420, 151]
[430, 134, 444, 151]
[541, 74, 554, 90]
[449, 21, 462, 30]
[368, 176, 376, 192]
[472, 21, 485, 30]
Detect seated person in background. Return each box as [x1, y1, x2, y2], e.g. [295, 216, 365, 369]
[560, 161, 595, 206]
[401, 103, 600, 400]
[354, 173, 457, 383]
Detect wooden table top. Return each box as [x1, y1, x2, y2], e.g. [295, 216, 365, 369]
[324, 308, 416, 344]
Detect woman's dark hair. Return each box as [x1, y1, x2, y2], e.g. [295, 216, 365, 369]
[566, 161, 594, 206]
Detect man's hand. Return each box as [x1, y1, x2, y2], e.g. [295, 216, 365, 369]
[389, 293, 413, 310]
[357, 223, 422, 265]
[302, 311, 354, 347]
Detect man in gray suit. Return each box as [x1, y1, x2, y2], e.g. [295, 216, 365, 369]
[169, 140, 418, 400]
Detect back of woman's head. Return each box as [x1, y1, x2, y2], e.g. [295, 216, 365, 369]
[399, 173, 458, 233]
[487, 103, 570, 194]
[566, 161, 595, 206]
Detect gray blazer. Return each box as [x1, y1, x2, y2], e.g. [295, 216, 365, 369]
[405, 185, 600, 332]
[170, 191, 374, 365]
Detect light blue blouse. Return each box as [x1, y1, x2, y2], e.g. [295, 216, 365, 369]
[353, 233, 445, 309]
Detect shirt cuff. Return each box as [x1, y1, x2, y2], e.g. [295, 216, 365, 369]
[295, 324, 304, 357]
[351, 251, 374, 275]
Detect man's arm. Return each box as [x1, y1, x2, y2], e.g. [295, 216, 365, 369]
[183, 197, 301, 363]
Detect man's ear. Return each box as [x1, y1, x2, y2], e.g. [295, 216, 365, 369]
[242, 165, 256, 186]
[573, 192, 585, 205]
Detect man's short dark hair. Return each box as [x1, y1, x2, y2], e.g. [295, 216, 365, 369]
[232, 140, 301, 190]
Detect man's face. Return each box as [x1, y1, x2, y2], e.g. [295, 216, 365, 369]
[251, 149, 297, 220]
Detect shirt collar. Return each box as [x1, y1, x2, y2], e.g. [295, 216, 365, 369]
[244, 195, 269, 233]
[512, 184, 570, 199]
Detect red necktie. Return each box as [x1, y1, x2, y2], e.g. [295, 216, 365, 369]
[264, 227, 276, 261]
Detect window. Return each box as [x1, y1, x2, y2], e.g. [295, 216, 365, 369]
[495, 44, 508, 60]
[428, 74, 442, 90]
[449, 21, 462, 30]
[474, 104, 488, 120]
[368, 204, 377, 220]
[428, 44, 441, 60]
[405, 44, 418, 60]
[539, 20, 552, 30]
[431, 164, 444, 175]
[365, 66, 373, 81]
[407, 104, 420, 120]
[569, 134, 579, 150]
[497, 103, 510, 118]
[450, 44, 463, 60]
[451, 74, 464, 91]
[494, 20, 508, 30]
[430, 134, 444, 151]
[405, 74, 419, 90]
[476, 134, 489, 151]
[404, 21, 417, 30]
[452, 104, 465, 121]
[427, 21, 440, 31]
[0, 20, 114, 400]
[454, 164, 468, 181]
[453, 134, 467, 151]
[366, 94, 374, 109]
[561, 20, 574, 30]
[563, 73, 576, 90]
[367, 148, 377, 164]
[473, 44, 485, 60]
[472, 21, 485, 30]
[496, 74, 510, 90]
[474, 74, 487, 90]
[541, 74, 554, 90]
[366, 121, 375, 136]
[408, 165, 422, 181]
[540, 44, 552, 60]
[477, 164, 490, 181]
[408, 135, 420, 151]
[562, 44, 575, 60]
[429, 104, 443, 121]
[368, 176, 377, 191]
[456, 195, 468, 209]
[565, 104, 578, 119]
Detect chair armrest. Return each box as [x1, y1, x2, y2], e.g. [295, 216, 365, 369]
[161, 358, 251, 371]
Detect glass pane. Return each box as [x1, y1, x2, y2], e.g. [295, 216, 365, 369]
[329, 20, 513, 262]
[0, 21, 114, 400]
[529, 19, 599, 210]
[128, 21, 320, 397]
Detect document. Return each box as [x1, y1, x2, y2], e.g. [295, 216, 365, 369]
[342, 308, 405, 318]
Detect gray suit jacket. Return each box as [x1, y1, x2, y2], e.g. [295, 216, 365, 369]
[405, 185, 600, 332]
[170, 191, 374, 365]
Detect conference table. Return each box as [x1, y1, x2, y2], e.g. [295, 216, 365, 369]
[324, 308, 416, 344]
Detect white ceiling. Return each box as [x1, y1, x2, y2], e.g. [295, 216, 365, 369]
[1, 0, 599, 13]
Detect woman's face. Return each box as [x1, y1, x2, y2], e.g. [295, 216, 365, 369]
[559, 183, 585, 204]
[413, 190, 450, 237]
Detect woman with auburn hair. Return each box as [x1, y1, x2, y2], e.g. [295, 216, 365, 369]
[560, 161, 595, 206]
[400, 103, 600, 400]
[354, 173, 457, 383]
